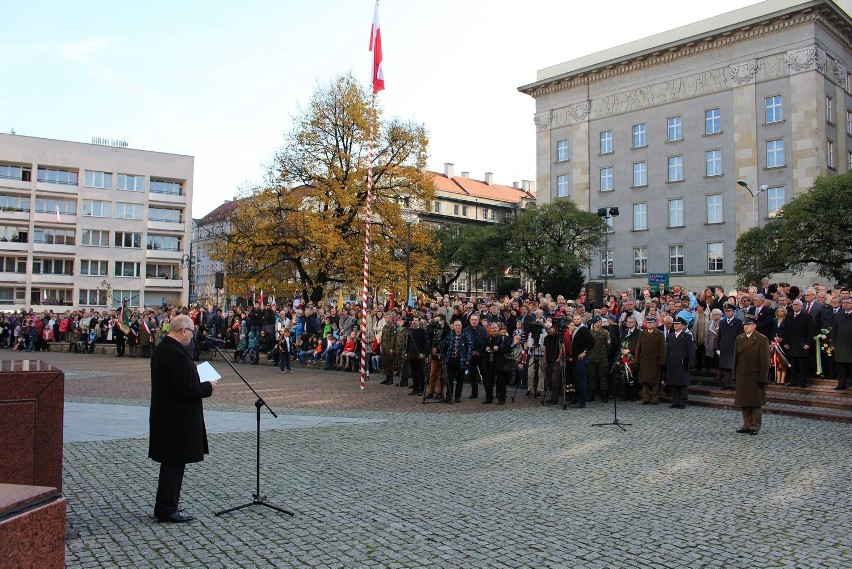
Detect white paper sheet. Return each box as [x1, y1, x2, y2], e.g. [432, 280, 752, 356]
[197, 361, 222, 383]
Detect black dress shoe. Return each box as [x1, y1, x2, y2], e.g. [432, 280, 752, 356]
[834, 384, 847, 390]
[736, 428, 750, 434]
[156, 511, 195, 523]
[641, 401, 650, 405]
[468, 394, 478, 399]
[497, 400, 505, 405]
[570, 402, 586, 409]
[482, 399, 493, 404]
[748, 430, 759, 435]
[453, 397, 461, 403]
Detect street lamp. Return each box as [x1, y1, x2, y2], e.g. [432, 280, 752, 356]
[402, 212, 419, 307]
[596, 207, 619, 291]
[736, 179, 768, 228]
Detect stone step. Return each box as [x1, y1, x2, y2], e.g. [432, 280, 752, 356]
[687, 384, 852, 412]
[682, 393, 852, 423]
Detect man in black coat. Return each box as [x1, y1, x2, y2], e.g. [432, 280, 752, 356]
[665, 316, 696, 409]
[782, 299, 815, 388]
[406, 315, 429, 396]
[830, 298, 852, 390]
[570, 313, 596, 408]
[149, 314, 215, 523]
[717, 305, 743, 391]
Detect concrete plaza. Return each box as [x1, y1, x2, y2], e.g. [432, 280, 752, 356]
[31, 351, 852, 568]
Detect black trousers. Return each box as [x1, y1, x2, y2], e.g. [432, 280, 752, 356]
[446, 357, 462, 399]
[835, 361, 851, 388]
[789, 356, 808, 387]
[154, 462, 185, 519]
[483, 360, 507, 402]
[409, 355, 426, 392]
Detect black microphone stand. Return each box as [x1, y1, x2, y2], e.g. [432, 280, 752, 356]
[208, 342, 294, 518]
[592, 360, 631, 432]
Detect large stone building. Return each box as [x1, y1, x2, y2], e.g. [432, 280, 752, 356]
[0, 133, 193, 310]
[520, 0, 851, 291]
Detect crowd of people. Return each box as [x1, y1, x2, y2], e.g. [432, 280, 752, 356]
[2, 278, 850, 409]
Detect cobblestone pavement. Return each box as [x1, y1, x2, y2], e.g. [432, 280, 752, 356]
[13, 352, 852, 568]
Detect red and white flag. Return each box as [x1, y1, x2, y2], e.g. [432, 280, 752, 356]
[259, 289, 265, 308]
[55, 204, 62, 223]
[369, 1, 384, 93]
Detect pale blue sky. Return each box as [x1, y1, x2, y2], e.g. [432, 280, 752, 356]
[1, 0, 775, 217]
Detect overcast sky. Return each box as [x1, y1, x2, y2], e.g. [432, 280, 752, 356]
[1, 0, 806, 218]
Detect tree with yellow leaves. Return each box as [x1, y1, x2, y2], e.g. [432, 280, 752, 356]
[215, 74, 438, 303]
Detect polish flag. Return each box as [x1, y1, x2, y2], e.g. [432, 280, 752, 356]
[259, 289, 264, 308]
[369, 1, 384, 94]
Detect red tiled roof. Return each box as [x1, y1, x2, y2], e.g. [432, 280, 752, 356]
[198, 199, 240, 225]
[426, 171, 534, 204]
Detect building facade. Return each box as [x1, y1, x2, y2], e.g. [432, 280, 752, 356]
[520, 0, 851, 291]
[0, 133, 193, 310]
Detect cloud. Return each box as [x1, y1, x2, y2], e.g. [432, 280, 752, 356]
[61, 38, 109, 66]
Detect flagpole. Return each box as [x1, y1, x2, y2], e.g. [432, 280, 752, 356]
[359, 92, 375, 390]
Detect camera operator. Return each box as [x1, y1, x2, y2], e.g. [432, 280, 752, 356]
[426, 313, 449, 400]
[525, 320, 546, 397]
[462, 313, 488, 400]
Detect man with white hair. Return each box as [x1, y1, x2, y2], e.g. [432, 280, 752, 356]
[782, 299, 815, 388]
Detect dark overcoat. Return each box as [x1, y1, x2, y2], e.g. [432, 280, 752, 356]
[149, 335, 213, 465]
[781, 311, 814, 358]
[733, 332, 770, 407]
[665, 330, 696, 386]
[718, 318, 743, 370]
[635, 329, 666, 384]
[831, 311, 852, 364]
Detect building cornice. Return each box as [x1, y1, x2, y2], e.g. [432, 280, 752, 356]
[520, 4, 850, 99]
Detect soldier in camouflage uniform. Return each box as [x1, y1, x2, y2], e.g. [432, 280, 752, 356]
[380, 310, 399, 385]
[393, 314, 411, 387]
[588, 316, 612, 403]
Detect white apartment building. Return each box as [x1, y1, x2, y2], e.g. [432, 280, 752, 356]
[0, 133, 193, 310]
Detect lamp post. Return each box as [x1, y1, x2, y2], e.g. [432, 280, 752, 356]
[180, 251, 193, 305]
[736, 179, 768, 229]
[596, 207, 619, 291]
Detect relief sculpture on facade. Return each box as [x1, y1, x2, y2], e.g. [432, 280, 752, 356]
[729, 61, 757, 85]
[759, 53, 786, 80]
[534, 111, 552, 132]
[785, 46, 817, 72]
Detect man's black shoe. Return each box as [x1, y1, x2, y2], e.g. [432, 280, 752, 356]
[468, 394, 478, 399]
[497, 400, 505, 405]
[156, 511, 195, 523]
[453, 397, 461, 403]
[482, 399, 493, 404]
[748, 430, 759, 435]
[736, 428, 750, 434]
[641, 401, 650, 405]
[570, 402, 586, 409]
[834, 384, 847, 390]
[380, 379, 393, 385]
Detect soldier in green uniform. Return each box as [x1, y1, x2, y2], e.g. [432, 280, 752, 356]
[588, 316, 612, 402]
[393, 314, 411, 387]
[380, 310, 398, 385]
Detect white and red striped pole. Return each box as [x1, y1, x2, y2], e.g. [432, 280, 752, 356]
[359, 94, 375, 390]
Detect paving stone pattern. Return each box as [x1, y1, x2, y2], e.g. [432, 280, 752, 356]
[19, 352, 852, 568]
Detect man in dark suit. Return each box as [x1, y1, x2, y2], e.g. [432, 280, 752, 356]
[569, 313, 596, 408]
[717, 305, 744, 391]
[782, 299, 815, 388]
[665, 316, 696, 409]
[831, 298, 852, 390]
[748, 294, 774, 339]
[822, 296, 842, 379]
[733, 314, 770, 434]
[149, 314, 215, 523]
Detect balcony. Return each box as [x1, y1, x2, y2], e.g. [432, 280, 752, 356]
[0, 210, 29, 222]
[148, 192, 186, 206]
[31, 274, 75, 285]
[145, 277, 183, 289]
[148, 220, 185, 233]
[146, 248, 183, 260]
[32, 242, 75, 255]
[35, 182, 78, 195]
[34, 212, 75, 225]
[0, 178, 32, 192]
[0, 272, 26, 283]
[0, 240, 28, 253]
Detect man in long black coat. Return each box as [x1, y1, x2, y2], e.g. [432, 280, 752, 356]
[665, 316, 696, 409]
[570, 313, 596, 408]
[831, 298, 852, 390]
[149, 314, 215, 523]
[717, 305, 743, 390]
[782, 299, 815, 388]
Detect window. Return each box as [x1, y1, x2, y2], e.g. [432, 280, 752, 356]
[111, 290, 140, 308]
[707, 242, 724, 272]
[599, 250, 613, 277]
[462, 206, 468, 217]
[826, 96, 834, 124]
[603, 214, 614, 234]
[667, 116, 683, 142]
[33, 228, 74, 245]
[481, 208, 489, 220]
[31, 288, 72, 306]
[705, 149, 722, 177]
[765, 96, 782, 123]
[633, 162, 647, 187]
[827, 140, 835, 169]
[37, 167, 78, 186]
[556, 140, 569, 162]
[705, 108, 721, 135]
[600, 130, 613, 154]
[81, 229, 110, 247]
[115, 202, 143, 220]
[115, 231, 142, 249]
[0, 194, 29, 212]
[453, 204, 460, 216]
[146, 263, 180, 279]
[489, 210, 496, 221]
[81, 200, 111, 217]
[148, 207, 182, 223]
[633, 247, 648, 275]
[632, 203, 647, 231]
[767, 186, 785, 218]
[667, 155, 684, 182]
[481, 279, 495, 294]
[849, 151, 852, 172]
[846, 109, 852, 136]
[0, 287, 26, 303]
[80, 260, 108, 276]
[557, 175, 569, 198]
[0, 225, 27, 242]
[0, 257, 26, 273]
[767, 139, 785, 168]
[34, 198, 75, 215]
[669, 245, 684, 273]
[600, 167, 613, 192]
[668, 198, 684, 227]
[79, 289, 108, 306]
[432, 200, 441, 213]
[117, 174, 144, 192]
[706, 194, 723, 224]
[632, 123, 646, 148]
[150, 178, 182, 195]
[0, 164, 31, 182]
[115, 261, 141, 278]
[84, 170, 112, 189]
[147, 234, 181, 252]
[32, 258, 74, 275]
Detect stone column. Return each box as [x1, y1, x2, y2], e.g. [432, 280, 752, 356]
[731, 79, 758, 238]
[534, 111, 552, 204]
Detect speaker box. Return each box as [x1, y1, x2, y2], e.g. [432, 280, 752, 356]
[214, 272, 224, 289]
[586, 281, 604, 310]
